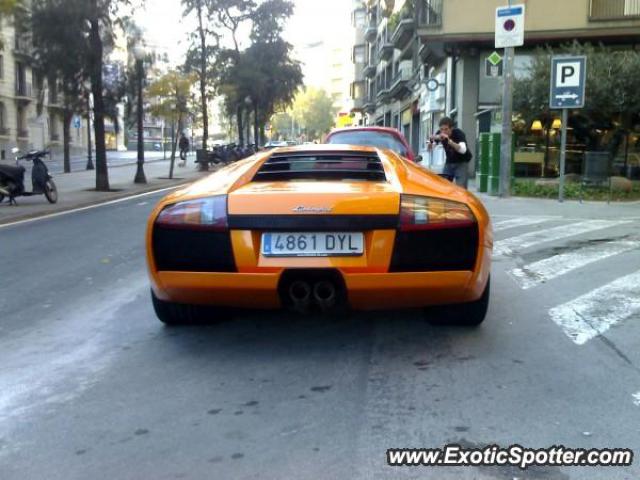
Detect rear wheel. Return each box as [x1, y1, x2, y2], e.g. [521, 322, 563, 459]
[425, 277, 490, 327]
[44, 179, 58, 204]
[0, 193, 4, 203]
[151, 290, 223, 326]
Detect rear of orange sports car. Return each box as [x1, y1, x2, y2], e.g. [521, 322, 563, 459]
[146, 145, 493, 325]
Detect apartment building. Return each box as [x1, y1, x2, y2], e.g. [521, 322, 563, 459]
[352, 0, 640, 174]
[0, 14, 89, 162]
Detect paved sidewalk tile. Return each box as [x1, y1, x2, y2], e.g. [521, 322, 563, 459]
[0, 157, 212, 225]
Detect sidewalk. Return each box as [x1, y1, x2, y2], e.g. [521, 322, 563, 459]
[0, 158, 211, 225]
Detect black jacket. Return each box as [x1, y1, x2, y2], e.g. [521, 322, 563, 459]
[436, 128, 469, 164]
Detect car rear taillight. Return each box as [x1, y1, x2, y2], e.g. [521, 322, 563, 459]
[399, 195, 476, 231]
[155, 195, 228, 231]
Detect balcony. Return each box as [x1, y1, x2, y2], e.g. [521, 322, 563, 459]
[14, 35, 33, 58]
[363, 94, 377, 113]
[352, 95, 365, 111]
[363, 58, 377, 78]
[15, 83, 33, 101]
[378, 39, 395, 62]
[589, 0, 640, 20]
[389, 66, 413, 99]
[0, 127, 10, 137]
[50, 133, 61, 142]
[18, 129, 29, 139]
[417, 0, 442, 34]
[376, 82, 390, 103]
[364, 21, 377, 42]
[392, 18, 415, 50]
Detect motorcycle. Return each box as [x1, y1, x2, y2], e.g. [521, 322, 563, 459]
[0, 148, 58, 205]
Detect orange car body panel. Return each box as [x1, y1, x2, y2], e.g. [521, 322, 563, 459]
[146, 145, 493, 310]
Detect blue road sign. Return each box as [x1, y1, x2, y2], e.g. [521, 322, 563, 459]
[73, 115, 82, 129]
[550, 56, 586, 109]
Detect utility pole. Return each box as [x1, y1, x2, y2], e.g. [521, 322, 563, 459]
[495, 0, 524, 198]
[499, 46, 514, 197]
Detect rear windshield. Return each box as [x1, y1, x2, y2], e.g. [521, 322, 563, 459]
[327, 131, 409, 158]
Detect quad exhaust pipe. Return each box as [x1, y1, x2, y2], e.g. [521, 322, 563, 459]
[287, 279, 340, 312]
[288, 280, 312, 313]
[313, 281, 337, 311]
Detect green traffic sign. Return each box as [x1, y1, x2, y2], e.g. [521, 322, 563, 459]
[488, 51, 503, 66]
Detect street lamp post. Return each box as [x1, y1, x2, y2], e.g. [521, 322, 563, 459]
[133, 44, 147, 184]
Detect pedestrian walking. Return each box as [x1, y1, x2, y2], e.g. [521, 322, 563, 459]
[178, 133, 190, 166]
[428, 117, 472, 189]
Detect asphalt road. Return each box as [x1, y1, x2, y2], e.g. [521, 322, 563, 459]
[1, 193, 639, 480]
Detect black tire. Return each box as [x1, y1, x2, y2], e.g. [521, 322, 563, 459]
[425, 277, 490, 327]
[151, 290, 222, 326]
[0, 193, 4, 203]
[44, 179, 58, 204]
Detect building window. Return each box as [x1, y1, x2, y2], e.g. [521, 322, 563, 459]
[353, 9, 366, 28]
[0, 55, 4, 80]
[0, 102, 6, 134]
[353, 45, 366, 64]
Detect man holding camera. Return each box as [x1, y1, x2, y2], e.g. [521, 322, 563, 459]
[428, 117, 472, 189]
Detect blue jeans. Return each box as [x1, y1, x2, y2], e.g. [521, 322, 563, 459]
[443, 162, 469, 189]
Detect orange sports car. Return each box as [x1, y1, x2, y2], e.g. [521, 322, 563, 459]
[146, 145, 493, 325]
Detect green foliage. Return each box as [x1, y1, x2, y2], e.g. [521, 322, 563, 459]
[147, 71, 197, 124]
[291, 88, 338, 140]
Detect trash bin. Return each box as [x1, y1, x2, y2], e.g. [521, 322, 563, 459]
[487, 133, 515, 195]
[487, 133, 501, 196]
[477, 133, 491, 193]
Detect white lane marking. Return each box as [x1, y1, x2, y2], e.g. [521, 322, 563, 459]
[493, 217, 557, 232]
[549, 270, 640, 345]
[510, 239, 640, 289]
[633, 392, 640, 407]
[0, 185, 183, 230]
[494, 220, 628, 256]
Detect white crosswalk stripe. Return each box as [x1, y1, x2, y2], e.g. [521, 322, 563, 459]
[493, 216, 557, 232]
[633, 392, 640, 407]
[548, 270, 640, 345]
[510, 239, 640, 289]
[494, 219, 628, 256]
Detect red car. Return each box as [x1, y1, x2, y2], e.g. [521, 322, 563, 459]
[325, 127, 416, 162]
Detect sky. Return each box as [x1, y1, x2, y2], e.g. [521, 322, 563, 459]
[135, 0, 352, 84]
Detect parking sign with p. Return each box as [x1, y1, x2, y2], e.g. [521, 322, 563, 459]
[550, 56, 586, 109]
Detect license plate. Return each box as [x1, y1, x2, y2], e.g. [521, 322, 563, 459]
[261, 232, 364, 257]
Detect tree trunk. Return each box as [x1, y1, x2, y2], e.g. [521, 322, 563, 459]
[245, 108, 251, 147]
[169, 117, 179, 180]
[253, 103, 259, 147]
[237, 105, 244, 146]
[259, 125, 265, 146]
[196, 1, 208, 151]
[88, 8, 109, 191]
[63, 107, 72, 173]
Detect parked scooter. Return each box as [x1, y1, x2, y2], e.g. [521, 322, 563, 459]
[0, 148, 58, 205]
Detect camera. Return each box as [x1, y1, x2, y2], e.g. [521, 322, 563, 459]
[429, 135, 448, 145]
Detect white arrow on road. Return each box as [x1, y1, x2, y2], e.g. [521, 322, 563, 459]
[555, 93, 579, 100]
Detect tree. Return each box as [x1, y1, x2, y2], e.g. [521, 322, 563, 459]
[147, 70, 197, 178]
[291, 88, 337, 141]
[215, 0, 301, 145]
[183, 0, 218, 153]
[31, 0, 89, 173]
